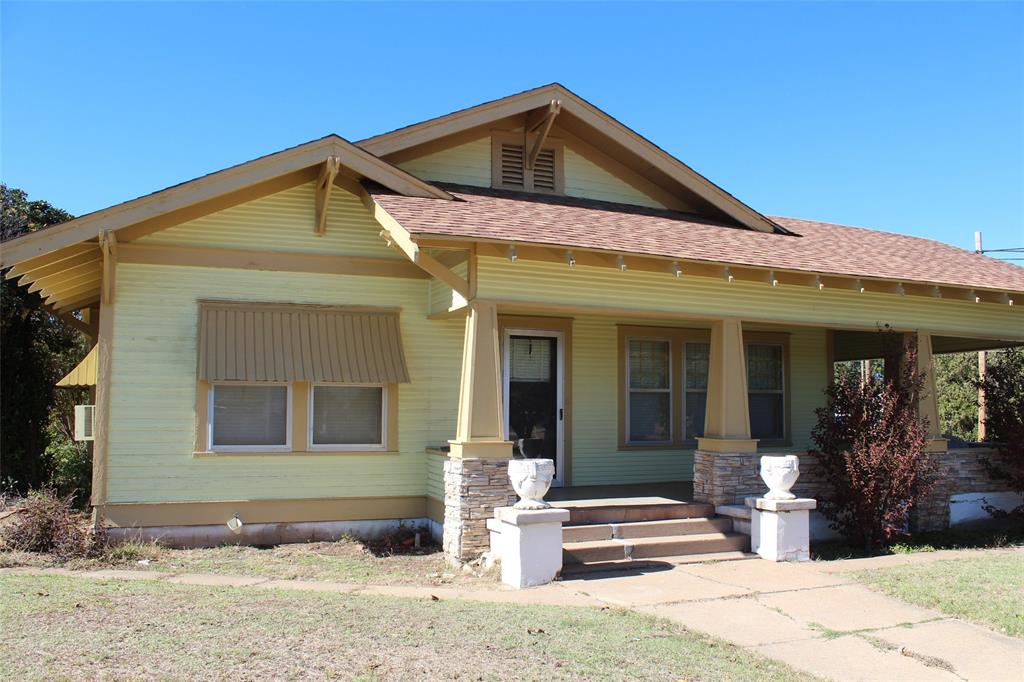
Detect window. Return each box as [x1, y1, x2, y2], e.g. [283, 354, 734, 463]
[626, 339, 672, 443]
[210, 383, 290, 451]
[747, 344, 785, 441]
[309, 384, 386, 450]
[618, 326, 790, 449]
[684, 342, 709, 440]
[491, 133, 564, 193]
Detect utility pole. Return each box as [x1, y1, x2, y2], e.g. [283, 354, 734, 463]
[975, 231, 986, 442]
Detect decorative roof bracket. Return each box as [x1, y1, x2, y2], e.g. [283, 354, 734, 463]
[314, 156, 342, 235]
[525, 99, 562, 170]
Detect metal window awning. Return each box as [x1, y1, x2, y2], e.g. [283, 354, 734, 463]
[197, 302, 411, 384]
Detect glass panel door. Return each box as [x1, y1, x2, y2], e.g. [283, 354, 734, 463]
[505, 333, 562, 480]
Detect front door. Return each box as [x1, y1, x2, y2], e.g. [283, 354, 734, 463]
[503, 330, 565, 486]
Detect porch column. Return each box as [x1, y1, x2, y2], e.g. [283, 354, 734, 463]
[694, 318, 759, 505]
[444, 301, 516, 563]
[916, 331, 948, 452]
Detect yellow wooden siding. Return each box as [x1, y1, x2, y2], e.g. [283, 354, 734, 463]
[563, 149, 665, 208]
[397, 138, 491, 188]
[106, 262, 463, 504]
[475, 258, 1023, 340]
[138, 183, 397, 259]
[395, 138, 665, 208]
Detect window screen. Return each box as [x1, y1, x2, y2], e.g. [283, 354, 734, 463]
[627, 339, 671, 442]
[211, 384, 288, 447]
[684, 342, 709, 440]
[311, 385, 384, 447]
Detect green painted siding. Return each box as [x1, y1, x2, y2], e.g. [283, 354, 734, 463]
[563, 148, 665, 209]
[426, 452, 446, 501]
[476, 257, 1023, 341]
[107, 263, 464, 503]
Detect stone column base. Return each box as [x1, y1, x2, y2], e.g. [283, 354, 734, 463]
[747, 497, 816, 562]
[443, 457, 516, 563]
[694, 450, 762, 505]
[486, 506, 569, 588]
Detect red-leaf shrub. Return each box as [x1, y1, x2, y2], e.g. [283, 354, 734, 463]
[976, 348, 1024, 516]
[811, 337, 937, 552]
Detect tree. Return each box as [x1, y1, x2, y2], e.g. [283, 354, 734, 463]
[1, 185, 89, 498]
[934, 352, 980, 443]
[812, 335, 937, 552]
[976, 348, 1024, 516]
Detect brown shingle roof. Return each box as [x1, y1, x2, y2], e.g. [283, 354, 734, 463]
[369, 184, 1024, 293]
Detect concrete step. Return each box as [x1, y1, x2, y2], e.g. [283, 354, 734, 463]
[562, 532, 750, 565]
[555, 501, 715, 526]
[560, 551, 754, 577]
[562, 517, 733, 543]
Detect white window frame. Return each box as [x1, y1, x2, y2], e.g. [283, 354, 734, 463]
[307, 382, 388, 452]
[625, 336, 674, 446]
[746, 342, 787, 442]
[208, 382, 293, 453]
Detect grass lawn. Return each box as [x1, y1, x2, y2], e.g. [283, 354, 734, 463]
[0, 574, 813, 682]
[853, 552, 1024, 638]
[812, 517, 1024, 561]
[0, 539, 490, 587]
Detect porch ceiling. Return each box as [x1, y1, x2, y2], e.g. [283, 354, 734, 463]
[833, 330, 1023, 361]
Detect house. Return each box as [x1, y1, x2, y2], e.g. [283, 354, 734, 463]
[4, 84, 1022, 565]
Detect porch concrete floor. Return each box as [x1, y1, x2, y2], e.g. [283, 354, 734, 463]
[547, 481, 694, 506]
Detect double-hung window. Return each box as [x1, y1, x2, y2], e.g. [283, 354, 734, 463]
[210, 383, 291, 451]
[626, 339, 672, 444]
[309, 384, 387, 451]
[620, 326, 789, 449]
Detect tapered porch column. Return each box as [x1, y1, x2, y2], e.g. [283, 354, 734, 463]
[916, 331, 948, 452]
[444, 301, 516, 563]
[694, 318, 759, 505]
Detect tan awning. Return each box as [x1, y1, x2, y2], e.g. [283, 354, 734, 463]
[56, 346, 98, 387]
[197, 302, 410, 383]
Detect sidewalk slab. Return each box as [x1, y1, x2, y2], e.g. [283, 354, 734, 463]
[252, 579, 359, 593]
[870, 619, 1024, 682]
[754, 634, 962, 681]
[80, 569, 172, 581]
[643, 596, 820, 647]
[677, 558, 849, 593]
[563, 566, 750, 606]
[757, 584, 941, 632]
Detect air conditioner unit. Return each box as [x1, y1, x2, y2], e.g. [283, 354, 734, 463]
[74, 405, 96, 442]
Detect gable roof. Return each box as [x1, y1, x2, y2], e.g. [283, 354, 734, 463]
[356, 83, 788, 235]
[1, 134, 452, 268]
[368, 183, 1024, 295]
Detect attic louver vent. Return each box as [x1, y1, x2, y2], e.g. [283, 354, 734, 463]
[500, 143, 526, 188]
[532, 148, 557, 192]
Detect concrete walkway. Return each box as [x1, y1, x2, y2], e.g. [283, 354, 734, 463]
[5, 547, 1022, 681]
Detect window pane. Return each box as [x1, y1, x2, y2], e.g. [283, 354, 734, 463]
[312, 385, 384, 445]
[629, 392, 671, 442]
[749, 393, 785, 440]
[629, 340, 670, 389]
[685, 343, 709, 390]
[212, 385, 287, 447]
[510, 337, 553, 382]
[747, 344, 783, 391]
[685, 390, 707, 439]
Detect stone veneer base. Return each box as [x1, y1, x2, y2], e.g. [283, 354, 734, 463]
[443, 457, 517, 563]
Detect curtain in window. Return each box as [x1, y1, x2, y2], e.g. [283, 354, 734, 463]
[311, 385, 384, 446]
[510, 337, 552, 382]
[628, 340, 671, 442]
[212, 385, 288, 446]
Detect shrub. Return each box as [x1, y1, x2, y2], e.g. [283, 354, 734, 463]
[811, 335, 937, 553]
[977, 348, 1024, 516]
[0, 488, 104, 560]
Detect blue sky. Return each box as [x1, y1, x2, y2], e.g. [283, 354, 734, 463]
[3, 1, 1022, 255]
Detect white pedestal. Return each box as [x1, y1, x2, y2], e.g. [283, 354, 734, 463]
[487, 506, 569, 588]
[746, 497, 816, 562]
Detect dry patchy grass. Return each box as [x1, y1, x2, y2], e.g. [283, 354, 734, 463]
[0, 574, 814, 682]
[0, 538, 491, 587]
[853, 552, 1024, 638]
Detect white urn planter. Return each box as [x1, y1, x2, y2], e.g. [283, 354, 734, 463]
[508, 458, 555, 509]
[759, 455, 800, 500]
